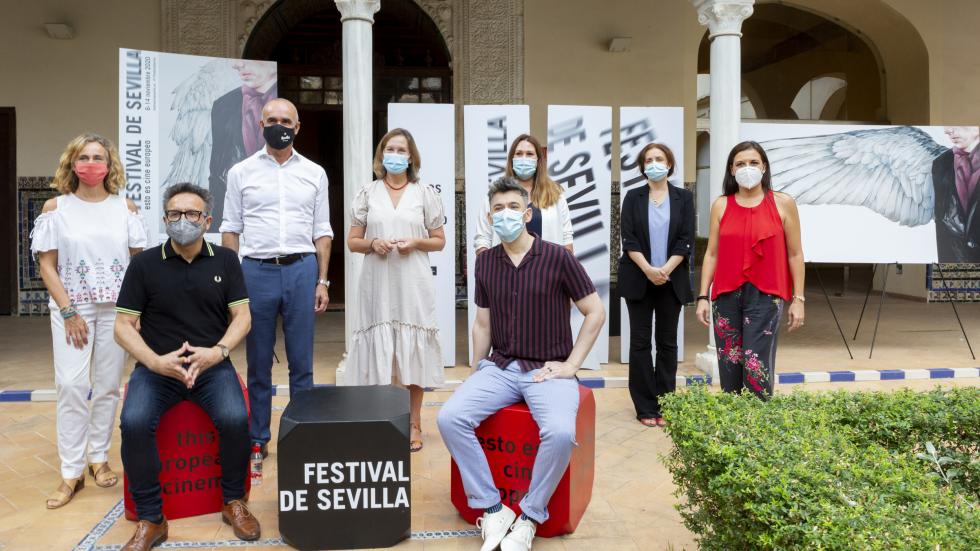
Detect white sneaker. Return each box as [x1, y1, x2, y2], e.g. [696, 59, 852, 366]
[500, 516, 537, 551]
[476, 504, 517, 551]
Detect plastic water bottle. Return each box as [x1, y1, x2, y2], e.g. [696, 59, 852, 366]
[250, 444, 263, 486]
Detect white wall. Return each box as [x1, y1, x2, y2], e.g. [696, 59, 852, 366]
[0, 0, 160, 176]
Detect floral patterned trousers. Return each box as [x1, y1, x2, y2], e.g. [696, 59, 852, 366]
[712, 282, 784, 399]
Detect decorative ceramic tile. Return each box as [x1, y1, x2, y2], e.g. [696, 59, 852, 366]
[927, 263, 980, 303]
[17, 177, 56, 315]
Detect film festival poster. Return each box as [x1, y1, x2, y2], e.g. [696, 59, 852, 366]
[388, 103, 457, 366]
[743, 122, 980, 267]
[462, 105, 530, 363]
[617, 107, 686, 363]
[119, 48, 278, 244]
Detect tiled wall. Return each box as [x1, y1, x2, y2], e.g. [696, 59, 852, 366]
[16, 176, 57, 315]
[927, 264, 980, 302]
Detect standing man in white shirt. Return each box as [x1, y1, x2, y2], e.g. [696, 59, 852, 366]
[220, 98, 333, 458]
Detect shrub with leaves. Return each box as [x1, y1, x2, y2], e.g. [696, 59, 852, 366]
[660, 386, 980, 550]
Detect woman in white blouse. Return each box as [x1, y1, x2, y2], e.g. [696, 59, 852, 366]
[474, 134, 574, 254]
[31, 134, 146, 508]
[346, 128, 446, 452]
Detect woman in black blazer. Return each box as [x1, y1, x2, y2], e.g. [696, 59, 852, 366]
[618, 142, 694, 427]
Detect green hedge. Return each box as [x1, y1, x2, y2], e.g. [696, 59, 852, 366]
[660, 386, 980, 550]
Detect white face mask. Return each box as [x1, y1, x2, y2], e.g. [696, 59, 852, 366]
[734, 166, 764, 189]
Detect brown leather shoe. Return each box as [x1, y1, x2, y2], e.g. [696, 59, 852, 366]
[121, 518, 168, 551]
[222, 499, 261, 541]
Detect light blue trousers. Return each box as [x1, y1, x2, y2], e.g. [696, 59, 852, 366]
[436, 360, 580, 524]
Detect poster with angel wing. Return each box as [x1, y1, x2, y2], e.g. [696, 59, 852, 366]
[741, 123, 979, 264]
[119, 49, 277, 245]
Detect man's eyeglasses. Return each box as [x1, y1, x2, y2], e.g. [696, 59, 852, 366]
[164, 210, 206, 223]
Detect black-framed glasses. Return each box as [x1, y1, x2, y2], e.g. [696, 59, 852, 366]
[164, 210, 206, 223]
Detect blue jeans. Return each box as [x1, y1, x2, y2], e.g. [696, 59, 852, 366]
[119, 362, 249, 520]
[242, 255, 317, 444]
[436, 360, 580, 524]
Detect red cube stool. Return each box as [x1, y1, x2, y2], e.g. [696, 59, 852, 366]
[450, 384, 596, 537]
[123, 373, 251, 521]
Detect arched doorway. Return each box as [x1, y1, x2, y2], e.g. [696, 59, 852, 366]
[697, 2, 885, 122]
[243, 0, 452, 305]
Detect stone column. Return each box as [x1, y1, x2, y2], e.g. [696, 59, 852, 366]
[692, 0, 754, 379]
[335, 0, 380, 378]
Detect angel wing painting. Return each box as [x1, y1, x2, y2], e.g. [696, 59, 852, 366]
[746, 124, 980, 263]
[161, 60, 239, 192]
[161, 58, 276, 225]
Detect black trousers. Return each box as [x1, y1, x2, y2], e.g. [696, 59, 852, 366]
[625, 283, 682, 419]
[712, 282, 784, 400]
[120, 362, 250, 520]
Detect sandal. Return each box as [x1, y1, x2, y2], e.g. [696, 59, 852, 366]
[46, 476, 85, 509]
[410, 422, 423, 452]
[88, 462, 119, 488]
[639, 418, 659, 428]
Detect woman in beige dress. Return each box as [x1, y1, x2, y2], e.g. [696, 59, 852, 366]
[346, 128, 446, 451]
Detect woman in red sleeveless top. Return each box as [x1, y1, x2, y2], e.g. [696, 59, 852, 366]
[695, 142, 805, 398]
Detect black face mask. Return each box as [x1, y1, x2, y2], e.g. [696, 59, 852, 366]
[263, 124, 295, 150]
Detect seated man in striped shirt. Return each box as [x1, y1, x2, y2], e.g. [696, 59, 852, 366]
[437, 177, 605, 551]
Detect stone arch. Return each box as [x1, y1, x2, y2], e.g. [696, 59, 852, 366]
[695, 0, 930, 123]
[764, 0, 930, 123]
[237, 0, 453, 62]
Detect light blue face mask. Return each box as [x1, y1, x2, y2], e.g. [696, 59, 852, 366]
[512, 157, 537, 180]
[492, 208, 526, 243]
[644, 162, 670, 182]
[383, 154, 410, 175]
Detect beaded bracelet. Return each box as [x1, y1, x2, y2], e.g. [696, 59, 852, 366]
[60, 305, 78, 320]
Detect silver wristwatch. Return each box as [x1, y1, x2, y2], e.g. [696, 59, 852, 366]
[317, 279, 330, 287]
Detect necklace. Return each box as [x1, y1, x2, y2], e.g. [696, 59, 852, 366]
[650, 189, 667, 206]
[384, 178, 409, 191]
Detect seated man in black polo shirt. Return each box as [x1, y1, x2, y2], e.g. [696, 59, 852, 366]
[437, 177, 605, 551]
[113, 183, 257, 551]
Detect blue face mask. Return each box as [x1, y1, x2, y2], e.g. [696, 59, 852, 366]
[491, 208, 526, 243]
[383, 154, 410, 175]
[644, 162, 670, 182]
[512, 158, 537, 180]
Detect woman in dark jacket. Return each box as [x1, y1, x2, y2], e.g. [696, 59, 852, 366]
[618, 142, 694, 427]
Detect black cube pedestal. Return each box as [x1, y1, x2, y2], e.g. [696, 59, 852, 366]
[278, 386, 411, 550]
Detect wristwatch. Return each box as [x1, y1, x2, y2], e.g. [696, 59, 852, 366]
[792, 295, 806, 303]
[216, 344, 229, 359]
[317, 279, 331, 287]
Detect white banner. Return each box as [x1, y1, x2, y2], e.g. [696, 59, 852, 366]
[463, 105, 530, 364]
[740, 122, 969, 264]
[119, 48, 277, 245]
[387, 103, 456, 367]
[618, 107, 686, 363]
[547, 105, 612, 369]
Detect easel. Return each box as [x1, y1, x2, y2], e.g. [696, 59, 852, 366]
[813, 264, 854, 359]
[852, 263, 975, 359]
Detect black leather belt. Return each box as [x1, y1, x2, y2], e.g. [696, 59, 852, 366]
[245, 253, 312, 265]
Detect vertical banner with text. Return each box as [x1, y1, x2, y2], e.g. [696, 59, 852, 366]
[119, 49, 159, 234]
[463, 106, 530, 364]
[119, 48, 277, 245]
[618, 107, 686, 363]
[387, 103, 457, 367]
[547, 105, 612, 369]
